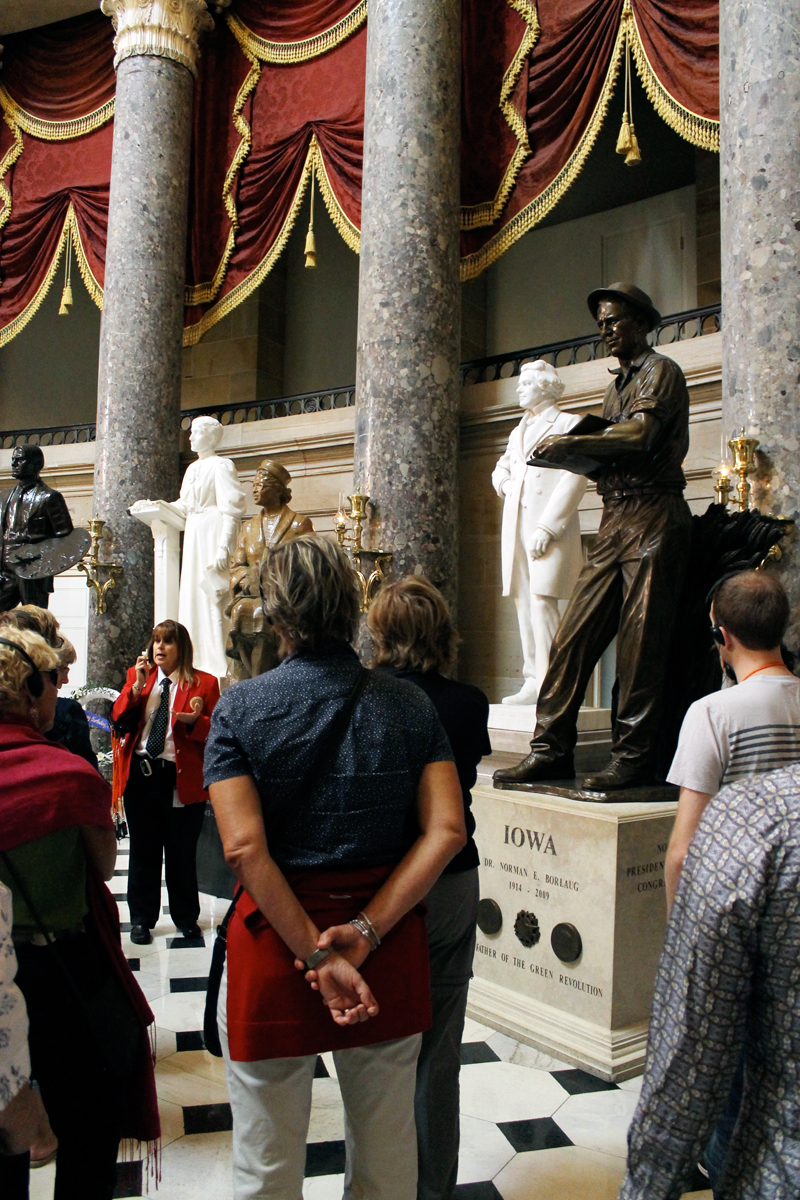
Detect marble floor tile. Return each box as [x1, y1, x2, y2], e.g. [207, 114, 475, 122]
[155, 1026, 178, 1061]
[617, 1074, 644, 1094]
[308, 1077, 347, 1144]
[460, 1061, 569, 1123]
[493, 1145, 627, 1199]
[456, 1114, 516, 1184]
[303, 1173, 346, 1199]
[143, 1130, 232, 1198]
[462, 1016, 496, 1042]
[137, 946, 214, 979]
[154, 1056, 230, 1108]
[162, 1047, 228, 1086]
[148, 990, 208, 1033]
[486, 1032, 573, 1074]
[552, 1089, 640, 1159]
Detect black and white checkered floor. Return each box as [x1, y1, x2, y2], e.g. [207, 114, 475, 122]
[30, 842, 711, 1200]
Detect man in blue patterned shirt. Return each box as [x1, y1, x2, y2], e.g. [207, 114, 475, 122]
[619, 763, 800, 1200]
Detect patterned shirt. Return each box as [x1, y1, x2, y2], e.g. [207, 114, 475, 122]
[204, 643, 454, 870]
[0, 881, 29, 1113]
[620, 764, 800, 1200]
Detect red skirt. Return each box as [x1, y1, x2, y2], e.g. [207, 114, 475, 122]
[226, 864, 432, 1062]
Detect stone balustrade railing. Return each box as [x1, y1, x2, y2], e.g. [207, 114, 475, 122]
[0, 303, 720, 447]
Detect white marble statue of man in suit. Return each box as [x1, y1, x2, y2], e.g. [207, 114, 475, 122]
[492, 360, 587, 705]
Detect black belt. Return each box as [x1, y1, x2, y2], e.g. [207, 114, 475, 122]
[601, 487, 684, 502]
[14, 922, 86, 947]
[135, 754, 176, 778]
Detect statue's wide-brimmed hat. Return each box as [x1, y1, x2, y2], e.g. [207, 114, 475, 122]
[587, 282, 661, 332]
[258, 458, 291, 486]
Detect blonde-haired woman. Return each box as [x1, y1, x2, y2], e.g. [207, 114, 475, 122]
[2, 605, 97, 767]
[0, 625, 158, 1198]
[368, 576, 491, 1200]
[112, 620, 219, 945]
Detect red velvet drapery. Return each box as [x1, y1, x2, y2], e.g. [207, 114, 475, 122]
[0, 1, 719, 348]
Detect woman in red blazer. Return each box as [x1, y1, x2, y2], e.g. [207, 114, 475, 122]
[112, 620, 219, 946]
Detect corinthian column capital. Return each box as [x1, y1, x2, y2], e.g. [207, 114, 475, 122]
[101, 0, 216, 77]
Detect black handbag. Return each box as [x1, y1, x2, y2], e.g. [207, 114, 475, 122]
[1, 851, 143, 1080]
[203, 666, 369, 1057]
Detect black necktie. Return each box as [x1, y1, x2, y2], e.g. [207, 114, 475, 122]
[145, 678, 171, 759]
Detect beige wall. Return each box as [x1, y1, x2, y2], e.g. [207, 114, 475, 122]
[1, 333, 722, 701]
[485, 186, 698, 355]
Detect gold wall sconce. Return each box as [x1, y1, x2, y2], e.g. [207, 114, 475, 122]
[334, 493, 393, 611]
[715, 429, 760, 512]
[77, 518, 124, 614]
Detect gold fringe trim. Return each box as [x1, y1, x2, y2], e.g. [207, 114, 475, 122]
[311, 138, 360, 253]
[0, 114, 24, 245]
[460, 0, 540, 230]
[185, 48, 261, 306]
[0, 85, 114, 141]
[227, 2, 367, 65]
[0, 204, 101, 349]
[628, 8, 719, 152]
[460, 9, 630, 281]
[183, 141, 318, 346]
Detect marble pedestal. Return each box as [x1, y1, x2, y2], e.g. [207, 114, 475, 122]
[467, 784, 677, 1081]
[130, 500, 184, 625]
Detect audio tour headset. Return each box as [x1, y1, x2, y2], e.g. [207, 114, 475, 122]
[0, 636, 58, 698]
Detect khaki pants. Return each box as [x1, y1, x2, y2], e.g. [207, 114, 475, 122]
[219, 966, 422, 1200]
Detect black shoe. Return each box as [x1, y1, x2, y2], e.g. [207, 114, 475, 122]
[583, 761, 654, 791]
[493, 752, 574, 787]
[177, 923, 203, 940]
[129, 925, 152, 945]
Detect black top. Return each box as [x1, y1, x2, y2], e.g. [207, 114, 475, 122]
[47, 697, 98, 769]
[380, 668, 491, 874]
[204, 643, 454, 870]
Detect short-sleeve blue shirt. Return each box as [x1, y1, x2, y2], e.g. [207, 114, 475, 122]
[204, 643, 454, 870]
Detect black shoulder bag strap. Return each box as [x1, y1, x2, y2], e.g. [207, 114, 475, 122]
[203, 665, 369, 1055]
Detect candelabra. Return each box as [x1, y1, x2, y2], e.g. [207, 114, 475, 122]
[713, 463, 732, 507]
[77, 518, 124, 614]
[728, 428, 759, 512]
[334, 493, 393, 611]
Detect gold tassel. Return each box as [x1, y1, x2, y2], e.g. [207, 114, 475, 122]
[625, 127, 641, 166]
[616, 112, 632, 154]
[59, 223, 73, 315]
[617, 14, 642, 168]
[304, 160, 317, 269]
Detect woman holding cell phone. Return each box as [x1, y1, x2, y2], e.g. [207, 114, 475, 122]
[111, 621, 220, 945]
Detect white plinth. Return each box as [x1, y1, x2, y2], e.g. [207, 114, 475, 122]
[130, 500, 185, 625]
[468, 784, 677, 1081]
[487, 705, 611, 754]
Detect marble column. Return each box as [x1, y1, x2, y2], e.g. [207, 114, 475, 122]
[720, 2, 800, 642]
[354, 0, 461, 611]
[89, 0, 213, 685]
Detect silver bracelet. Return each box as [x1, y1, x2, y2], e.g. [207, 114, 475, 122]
[351, 911, 380, 951]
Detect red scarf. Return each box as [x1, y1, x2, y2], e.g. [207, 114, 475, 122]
[0, 718, 113, 851]
[0, 718, 160, 1148]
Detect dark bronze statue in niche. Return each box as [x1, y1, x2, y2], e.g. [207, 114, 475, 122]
[495, 283, 693, 794]
[0, 445, 89, 611]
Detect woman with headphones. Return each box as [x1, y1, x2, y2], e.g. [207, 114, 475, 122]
[112, 620, 220, 945]
[0, 624, 159, 1198]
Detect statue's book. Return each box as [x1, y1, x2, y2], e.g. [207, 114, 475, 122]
[527, 414, 612, 477]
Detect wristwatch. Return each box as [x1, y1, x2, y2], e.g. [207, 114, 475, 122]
[304, 947, 332, 970]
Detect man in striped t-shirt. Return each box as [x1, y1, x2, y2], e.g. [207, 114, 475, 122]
[663, 569, 800, 1193]
[665, 570, 800, 910]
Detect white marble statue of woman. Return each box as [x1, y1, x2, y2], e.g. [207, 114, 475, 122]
[132, 417, 246, 678]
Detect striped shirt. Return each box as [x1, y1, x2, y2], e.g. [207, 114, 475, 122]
[668, 674, 800, 796]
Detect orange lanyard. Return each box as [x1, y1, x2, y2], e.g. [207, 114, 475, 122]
[740, 662, 791, 682]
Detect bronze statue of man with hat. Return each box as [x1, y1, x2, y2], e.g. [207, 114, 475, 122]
[225, 458, 314, 679]
[494, 283, 692, 792]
